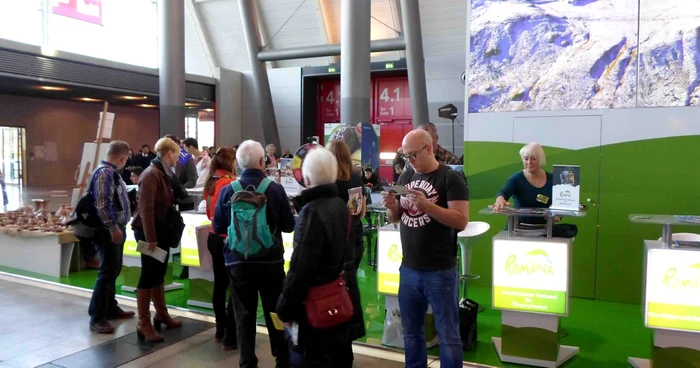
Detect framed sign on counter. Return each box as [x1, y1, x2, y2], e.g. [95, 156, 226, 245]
[493, 237, 569, 316]
[180, 212, 211, 267]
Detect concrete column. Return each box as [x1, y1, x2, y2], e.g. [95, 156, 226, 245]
[215, 68, 242, 147]
[400, 0, 429, 127]
[238, 0, 281, 149]
[340, 0, 371, 126]
[158, 0, 186, 138]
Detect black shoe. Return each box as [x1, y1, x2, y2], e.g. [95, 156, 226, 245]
[222, 335, 238, 350]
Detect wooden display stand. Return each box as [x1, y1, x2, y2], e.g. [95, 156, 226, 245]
[72, 103, 114, 206]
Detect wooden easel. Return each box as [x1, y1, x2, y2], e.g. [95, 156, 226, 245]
[76, 102, 110, 199]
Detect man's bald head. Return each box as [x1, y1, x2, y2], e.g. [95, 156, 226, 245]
[403, 129, 433, 148]
[401, 129, 437, 174]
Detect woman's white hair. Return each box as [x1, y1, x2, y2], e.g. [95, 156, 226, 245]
[236, 140, 265, 169]
[519, 142, 546, 167]
[302, 147, 338, 187]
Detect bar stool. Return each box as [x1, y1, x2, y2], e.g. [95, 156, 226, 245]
[458, 221, 490, 312]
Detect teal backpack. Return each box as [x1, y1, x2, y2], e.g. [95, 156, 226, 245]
[227, 179, 276, 259]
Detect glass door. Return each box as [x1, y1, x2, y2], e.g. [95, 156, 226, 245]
[0, 127, 26, 210]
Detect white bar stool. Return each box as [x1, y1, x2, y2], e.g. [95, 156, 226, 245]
[458, 221, 490, 312]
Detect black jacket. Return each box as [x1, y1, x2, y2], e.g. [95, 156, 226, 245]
[277, 184, 351, 324]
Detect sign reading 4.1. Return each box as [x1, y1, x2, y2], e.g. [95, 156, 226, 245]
[492, 238, 569, 315]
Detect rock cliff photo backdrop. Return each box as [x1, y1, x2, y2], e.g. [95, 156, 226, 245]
[468, 0, 700, 112]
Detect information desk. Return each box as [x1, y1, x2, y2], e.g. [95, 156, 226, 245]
[628, 215, 700, 368]
[0, 231, 78, 278]
[480, 207, 584, 367]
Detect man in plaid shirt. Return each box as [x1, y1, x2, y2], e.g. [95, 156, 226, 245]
[394, 122, 462, 170]
[88, 141, 134, 333]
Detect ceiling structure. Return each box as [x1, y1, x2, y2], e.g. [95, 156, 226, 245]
[185, 0, 468, 76]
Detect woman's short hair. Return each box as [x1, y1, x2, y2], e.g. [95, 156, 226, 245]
[326, 139, 352, 181]
[237, 140, 265, 169]
[519, 142, 546, 167]
[154, 137, 180, 157]
[302, 147, 338, 187]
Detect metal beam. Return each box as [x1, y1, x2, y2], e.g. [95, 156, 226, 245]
[400, 0, 429, 127]
[388, 0, 405, 59]
[258, 37, 405, 62]
[158, 0, 186, 138]
[238, 0, 281, 149]
[185, 0, 218, 77]
[314, 0, 339, 65]
[340, 0, 371, 126]
[252, 0, 275, 69]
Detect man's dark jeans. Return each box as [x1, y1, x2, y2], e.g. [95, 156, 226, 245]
[88, 227, 126, 324]
[229, 262, 288, 368]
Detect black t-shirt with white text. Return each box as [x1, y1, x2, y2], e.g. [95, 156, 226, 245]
[397, 165, 470, 271]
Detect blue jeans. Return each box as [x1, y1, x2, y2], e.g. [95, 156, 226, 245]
[88, 227, 126, 324]
[399, 265, 462, 368]
[0, 179, 8, 207]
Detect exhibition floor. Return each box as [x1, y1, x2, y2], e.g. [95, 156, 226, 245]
[0, 248, 652, 367]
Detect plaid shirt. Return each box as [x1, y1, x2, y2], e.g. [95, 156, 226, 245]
[91, 161, 131, 232]
[435, 144, 461, 165]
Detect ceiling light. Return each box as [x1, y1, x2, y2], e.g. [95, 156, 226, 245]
[120, 95, 148, 100]
[138, 104, 157, 108]
[380, 152, 396, 160]
[185, 102, 199, 107]
[38, 86, 68, 91]
[77, 97, 102, 102]
[203, 108, 214, 112]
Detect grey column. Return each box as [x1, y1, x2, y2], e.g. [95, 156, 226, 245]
[400, 0, 429, 127]
[158, 0, 186, 138]
[340, 0, 371, 126]
[238, 0, 280, 149]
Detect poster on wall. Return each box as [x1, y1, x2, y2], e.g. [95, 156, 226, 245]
[52, 0, 103, 26]
[645, 249, 700, 332]
[492, 238, 569, 315]
[324, 123, 362, 170]
[361, 123, 380, 173]
[469, 0, 700, 112]
[551, 165, 580, 211]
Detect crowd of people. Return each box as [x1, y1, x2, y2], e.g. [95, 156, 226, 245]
[78, 121, 474, 368]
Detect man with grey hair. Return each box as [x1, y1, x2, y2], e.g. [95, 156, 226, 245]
[213, 139, 294, 367]
[277, 147, 355, 366]
[418, 122, 462, 165]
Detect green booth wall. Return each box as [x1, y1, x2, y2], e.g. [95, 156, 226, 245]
[463, 133, 700, 304]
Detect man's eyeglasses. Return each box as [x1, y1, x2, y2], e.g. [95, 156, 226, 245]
[402, 145, 428, 160]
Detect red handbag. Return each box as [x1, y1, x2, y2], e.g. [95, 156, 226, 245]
[304, 210, 354, 329]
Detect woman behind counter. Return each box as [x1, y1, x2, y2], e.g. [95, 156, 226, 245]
[131, 137, 189, 342]
[493, 142, 553, 225]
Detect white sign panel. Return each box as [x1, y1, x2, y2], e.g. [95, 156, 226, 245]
[645, 249, 700, 332]
[551, 165, 580, 211]
[493, 238, 569, 315]
[377, 227, 402, 295]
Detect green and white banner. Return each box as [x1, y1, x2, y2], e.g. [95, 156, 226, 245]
[645, 249, 700, 332]
[493, 238, 569, 315]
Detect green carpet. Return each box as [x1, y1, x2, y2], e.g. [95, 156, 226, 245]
[0, 250, 651, 367]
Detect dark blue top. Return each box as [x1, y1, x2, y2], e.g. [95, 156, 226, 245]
[213, 169, 295, 266]
[496, 171, 553, 225]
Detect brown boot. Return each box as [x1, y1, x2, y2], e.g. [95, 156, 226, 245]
[136, 288, 163, 343]
[152, 284, 182, 330]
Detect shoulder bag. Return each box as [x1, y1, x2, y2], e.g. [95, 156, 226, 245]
[304, 209, 354, 329]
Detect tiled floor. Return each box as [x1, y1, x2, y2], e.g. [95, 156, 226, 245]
[0, 277, 449, 368]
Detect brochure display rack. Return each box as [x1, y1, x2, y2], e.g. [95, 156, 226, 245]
[480, 207, 586, 367]
[628, 214, 700, 368]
